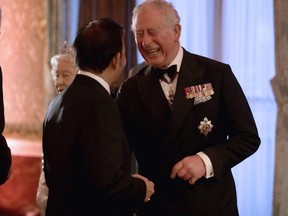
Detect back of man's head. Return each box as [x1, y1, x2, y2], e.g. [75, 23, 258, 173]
[73, 18, 124, 73]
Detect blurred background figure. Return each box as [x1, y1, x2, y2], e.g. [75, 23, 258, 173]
[50, 42, 78, 94]
[36, 42, 78, 216]
[0, 6, 12, 186]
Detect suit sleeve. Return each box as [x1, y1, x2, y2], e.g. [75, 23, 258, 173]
[203, 64, 261, 178]
[81, 95, 146, 209]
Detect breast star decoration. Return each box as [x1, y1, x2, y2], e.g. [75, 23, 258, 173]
[198, 117, 213, 137]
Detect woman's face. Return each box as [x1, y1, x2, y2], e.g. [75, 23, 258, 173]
[51, 60, 77, 94]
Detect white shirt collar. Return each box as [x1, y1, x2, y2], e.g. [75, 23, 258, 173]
[168, 46, 183, 72]
[78, 70, 110, 94]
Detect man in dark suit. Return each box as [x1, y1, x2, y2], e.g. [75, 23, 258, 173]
[42, 18, 154, 216]
[0, 8, 12, 186]
[116, 1, 261, 215]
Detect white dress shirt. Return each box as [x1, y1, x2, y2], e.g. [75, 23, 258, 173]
[78, 70, 110, 94]
[158, 47, 214, 179]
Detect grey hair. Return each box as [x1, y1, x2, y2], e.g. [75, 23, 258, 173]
[131, 0, 180, 32]
[50, 54, 76, 69]
[50, 42, 77, 68]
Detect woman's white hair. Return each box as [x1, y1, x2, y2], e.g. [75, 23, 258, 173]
[50, 42, 76, 68]
[50, 54, 75, 68]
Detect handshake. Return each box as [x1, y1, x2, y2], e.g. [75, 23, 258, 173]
[132, 174, 155, 202]
[132, 154, 207, 203]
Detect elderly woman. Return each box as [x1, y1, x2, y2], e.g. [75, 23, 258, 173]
[36, 43, 78, 216]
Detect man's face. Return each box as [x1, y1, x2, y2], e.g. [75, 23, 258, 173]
[112, 37, 127, 88]
[133, 5, 180, 68]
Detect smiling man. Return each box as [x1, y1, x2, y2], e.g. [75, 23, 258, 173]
[116, 1, 261, 215]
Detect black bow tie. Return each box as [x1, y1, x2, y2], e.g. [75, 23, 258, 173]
[154, 65, 177, 81]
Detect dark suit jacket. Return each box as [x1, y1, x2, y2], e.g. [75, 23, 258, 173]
[0, 66, 11, 185]
[117, 49, 261, 216]
[43, 74, 146, 216]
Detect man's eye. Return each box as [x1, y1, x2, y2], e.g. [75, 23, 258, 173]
[63, 73, 72, 78]
[136, 32, 143, 37]
[148, 31, 157, 36]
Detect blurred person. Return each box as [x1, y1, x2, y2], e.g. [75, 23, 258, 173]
[42, 18, 154, 216]
[116, 0, 261, 215]
[50, 44, 78, 94]
[36, 42, 78, 216]
[0, 7, 12, 186]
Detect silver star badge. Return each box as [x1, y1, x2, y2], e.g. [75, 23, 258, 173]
[198, 117, 213, 137]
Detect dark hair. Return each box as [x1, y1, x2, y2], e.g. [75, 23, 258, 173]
[73, 18, 124, 72]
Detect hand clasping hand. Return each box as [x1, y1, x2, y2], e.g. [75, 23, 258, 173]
[132, 174, 155, 202]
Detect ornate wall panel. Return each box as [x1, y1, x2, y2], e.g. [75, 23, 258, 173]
[0, 0, 47, 137]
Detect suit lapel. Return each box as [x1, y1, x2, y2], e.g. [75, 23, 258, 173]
[135, 52, 206, 143]
[166, 50, 204, 142]
[136, 65, 171, 121]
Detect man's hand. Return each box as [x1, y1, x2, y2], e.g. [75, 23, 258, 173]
[132, 174, 155, 202]
[170, 155, 206, 185]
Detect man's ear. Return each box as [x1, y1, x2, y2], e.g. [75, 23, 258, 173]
[173, 23, 181, 42]
[111, 52, 121, 69]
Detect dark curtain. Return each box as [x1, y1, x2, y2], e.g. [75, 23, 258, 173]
[47, 0, 62, 60]
[78, 0, 137, 86]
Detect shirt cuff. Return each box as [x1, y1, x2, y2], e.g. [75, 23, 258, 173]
[197, 151, 214, 178]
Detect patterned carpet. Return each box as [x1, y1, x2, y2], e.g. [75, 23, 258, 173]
[0, 156, 42, 216]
